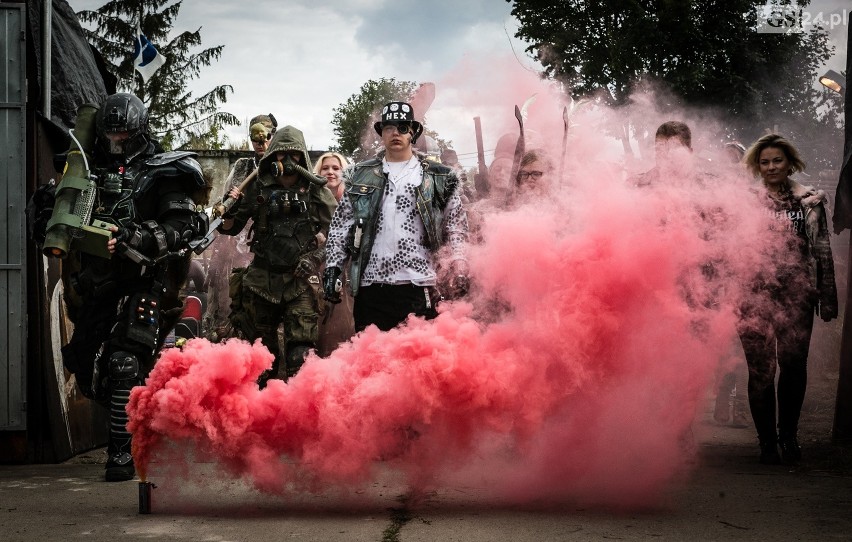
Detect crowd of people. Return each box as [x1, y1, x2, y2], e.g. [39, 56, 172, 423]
[28, 92, 839, 481]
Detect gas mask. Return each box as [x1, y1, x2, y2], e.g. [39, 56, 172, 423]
[270, 155, 300, 178]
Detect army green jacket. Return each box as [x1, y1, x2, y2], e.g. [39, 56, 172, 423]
[219, 126, 337, 303]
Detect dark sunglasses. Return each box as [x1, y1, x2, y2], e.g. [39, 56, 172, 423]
[518, 170, 544, 181]
[381, 123, 412, 135]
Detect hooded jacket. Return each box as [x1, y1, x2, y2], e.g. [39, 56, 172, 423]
[220, 125, 337, 303]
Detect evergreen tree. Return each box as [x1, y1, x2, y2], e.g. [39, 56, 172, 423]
[77, 0, 237, 149]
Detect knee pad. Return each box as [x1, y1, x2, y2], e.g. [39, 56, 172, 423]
[109, 351, 141, 388]
[107, 351, 140, 455]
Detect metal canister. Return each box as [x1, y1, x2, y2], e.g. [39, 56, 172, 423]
[138, 481, 156, 514]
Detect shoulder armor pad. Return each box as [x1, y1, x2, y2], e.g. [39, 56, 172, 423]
[134, 154, 207, 196]
[175, 156, 207, 187]
[146, 151, 199, 167]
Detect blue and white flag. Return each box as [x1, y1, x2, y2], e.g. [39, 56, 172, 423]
[132, 23, 166, 83]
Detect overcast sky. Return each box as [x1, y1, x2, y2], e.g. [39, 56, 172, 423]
[69, 0, 848, 167]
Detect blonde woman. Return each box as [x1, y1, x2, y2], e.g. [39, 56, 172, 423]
[314, 152, 349, 202]
[738, 134, 837, 465]
[314, 152, 355, 355]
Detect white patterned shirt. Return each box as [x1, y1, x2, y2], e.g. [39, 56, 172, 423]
[326, 155, 467, 287]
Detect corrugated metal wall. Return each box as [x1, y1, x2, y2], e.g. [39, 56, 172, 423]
[0, 3, 27, 431]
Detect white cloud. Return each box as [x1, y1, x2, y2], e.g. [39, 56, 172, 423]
[68, 0, 533, 154]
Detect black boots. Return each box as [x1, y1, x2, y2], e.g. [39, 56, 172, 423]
[105, 351, 140, 482]
[105, 449, 136, 482]
[758, 435, 802, 466]
[759, 440, 782, 465]
[779, 435, 802, 465]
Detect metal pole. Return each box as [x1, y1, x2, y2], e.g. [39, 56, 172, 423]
[473, 117, 489, 196]
[832, 20, 852, 445]
[42, 0, 52, 119]
[834, 233, 852, 444]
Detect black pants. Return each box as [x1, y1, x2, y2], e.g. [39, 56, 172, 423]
[353, 283, 438, 332]
[737, 297, 814, 443]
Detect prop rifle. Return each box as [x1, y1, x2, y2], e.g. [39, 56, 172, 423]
[189, 168, 260, 254]
[507, 106, 526, 205]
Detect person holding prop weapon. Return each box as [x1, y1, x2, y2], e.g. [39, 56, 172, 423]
[29, 93, 210, 481]
[201, 114, 277, 341]
[216, 125, 337, 386]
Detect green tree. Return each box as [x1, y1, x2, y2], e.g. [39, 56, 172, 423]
[508, 0, 841, 168]
[77, 0, 237, 149]
[331, 78, 419, 161]
[182, 123, 229, 150]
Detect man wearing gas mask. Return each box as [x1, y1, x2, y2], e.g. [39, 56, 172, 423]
[322, 101, 469, 332]
[203, 113, 277, 341]
[219, 125, 337, 386]
[31, 92, 210, 481]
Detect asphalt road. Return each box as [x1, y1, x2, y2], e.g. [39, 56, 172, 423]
[2, 394, 850, 542]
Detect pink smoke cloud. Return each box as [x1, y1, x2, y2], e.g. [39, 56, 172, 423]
[129, 62, 788, 509]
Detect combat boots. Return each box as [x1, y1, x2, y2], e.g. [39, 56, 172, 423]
[759, 439, 781, 465]
[105, 441, 136, 482]
[779, 434, 802, 465]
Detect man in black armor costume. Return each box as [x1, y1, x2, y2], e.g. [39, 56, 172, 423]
[35, 93, 209, 481]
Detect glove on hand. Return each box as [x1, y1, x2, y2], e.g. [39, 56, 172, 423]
[322, 266, 343, 304]
[112, 226, 131, 244]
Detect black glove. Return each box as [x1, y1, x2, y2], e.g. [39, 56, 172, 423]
[820, 300, 838, 322]
[111, 225, 144, 256]
[447, 259, 470, 299]
[322, 266, 343, 304]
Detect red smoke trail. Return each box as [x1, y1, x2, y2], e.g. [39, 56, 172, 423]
[129, 66, 785, 506]
[129, 162, 778, 508]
